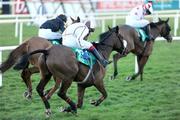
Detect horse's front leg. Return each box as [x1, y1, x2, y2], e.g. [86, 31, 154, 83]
[58, 80, 77, 114]
[127, 56, 149, 81]
[36, 74, 52, 117]
[21, 67, 39, 100]
[77, 84, 86, 108]
[111, 53, 124, 80]
[90, 80, 107, 106]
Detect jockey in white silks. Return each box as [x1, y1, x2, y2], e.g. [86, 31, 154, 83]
[126, 1, 154, 40]
[62, 21, 109, 67]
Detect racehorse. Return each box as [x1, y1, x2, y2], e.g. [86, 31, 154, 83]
[0, 17, 80, 99]
[14, 26, 124, 116]
[100, 18, 172, 81]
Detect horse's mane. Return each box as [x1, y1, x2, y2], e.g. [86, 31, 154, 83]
[99, 27, 116, 42]
[149, 20, 165, 29]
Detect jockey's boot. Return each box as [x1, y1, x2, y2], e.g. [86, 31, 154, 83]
[146, 24, 154, 41]
[89, 46, 109, 67]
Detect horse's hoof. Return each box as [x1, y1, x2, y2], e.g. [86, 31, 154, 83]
[59, 106, 77, 115]
[90, 100, 96, 105]
[125, 76, 132, 81]
[71, 110, 77, 115]
[23, 91, 32, 100]
[45, 109, 52, 118]
[90, 100, 98, 106]
[59, 106, 71, 113]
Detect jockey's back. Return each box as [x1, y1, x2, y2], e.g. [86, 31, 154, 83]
[129, 5, 144, 20]
[62, 22, 89, 40]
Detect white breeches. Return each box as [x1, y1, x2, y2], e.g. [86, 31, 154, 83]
[38, 29, 62, 39]
[125, 16, 150, 28]
[62, 35, 92, 49]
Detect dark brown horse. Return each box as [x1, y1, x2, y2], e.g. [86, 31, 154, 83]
[15, 26, 124, 116]
[0, 17, 80, 99]
[100, 18, 172, 81]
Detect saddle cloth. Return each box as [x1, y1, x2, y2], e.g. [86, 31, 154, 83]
[48, 39, 96, 67]
[71, 48, 96, 67]
[135, 28, 148, 42]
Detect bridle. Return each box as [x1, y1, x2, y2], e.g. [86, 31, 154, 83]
[99, 30, 124, 53]
[151, 22, 171, 40]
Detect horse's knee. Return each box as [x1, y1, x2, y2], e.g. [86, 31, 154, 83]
[21, 69, 31, 80]
[36, 85, 43, 96]
[103, 93, 108, 99]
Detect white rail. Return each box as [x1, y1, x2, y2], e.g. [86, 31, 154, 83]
[0, 13, 179, 44]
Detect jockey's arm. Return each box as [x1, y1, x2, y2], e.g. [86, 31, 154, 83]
[75, 26, 90, 48]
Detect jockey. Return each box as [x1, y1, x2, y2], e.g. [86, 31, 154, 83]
[38, 14, 67, 44]
[125, 1, 154, 40]
[62, 20, 109, 67]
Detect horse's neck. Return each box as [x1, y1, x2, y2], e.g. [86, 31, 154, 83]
[96, 44, 113, 60]
[151, 23, 162, 40]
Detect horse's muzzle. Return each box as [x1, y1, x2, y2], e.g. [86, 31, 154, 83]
[166, 35, 173, 43]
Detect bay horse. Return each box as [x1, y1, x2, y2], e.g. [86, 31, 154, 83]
[100, 18, 172, 81]
[15, 26, 124, 116]
[0, 17, 80, 99]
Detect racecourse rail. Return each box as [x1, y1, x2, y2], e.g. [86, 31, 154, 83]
[0, 12, 180, 87]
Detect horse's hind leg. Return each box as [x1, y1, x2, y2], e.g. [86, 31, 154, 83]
[36, 73, 52, 117]
[57, 80, 77, 114]
[77, 84, 86, 108]
[21, 66, 39, 99]
[127, 55, 149, 81]
[91, 81, 107, 106]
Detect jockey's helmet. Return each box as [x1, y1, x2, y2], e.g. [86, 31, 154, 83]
[57, 14, 67, 22]
[84, 20, 95, 32]
[143, 1, 153, 15]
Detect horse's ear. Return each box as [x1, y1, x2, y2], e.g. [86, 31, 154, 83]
[166, 18, 169, 23]
[77, 16, 80, 22]
[158, 18, 162, 22]
[70, 17, 75, 22]
[108, 26, 111, 31]
[115, 26, 119, 33]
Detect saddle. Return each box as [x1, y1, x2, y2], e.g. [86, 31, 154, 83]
[71, 48, 96, 67]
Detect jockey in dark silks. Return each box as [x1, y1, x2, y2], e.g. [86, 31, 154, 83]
[38, 14, 67, 44]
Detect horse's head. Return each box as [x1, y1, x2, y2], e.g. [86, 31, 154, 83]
[65, 16, 80, 28]
[108, 26, 124, 51]
[99, 26, 124, 53]
[157, 18, 172, 42]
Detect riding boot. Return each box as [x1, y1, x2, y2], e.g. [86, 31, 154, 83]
[146, 25, 154, 41]
[89, 46, 109, 67]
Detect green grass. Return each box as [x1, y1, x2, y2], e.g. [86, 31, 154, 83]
[0, 21, 180, 120]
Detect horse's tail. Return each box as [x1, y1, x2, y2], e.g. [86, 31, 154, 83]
[13, 49, 48, 70]
[0, 42, 29, 73]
